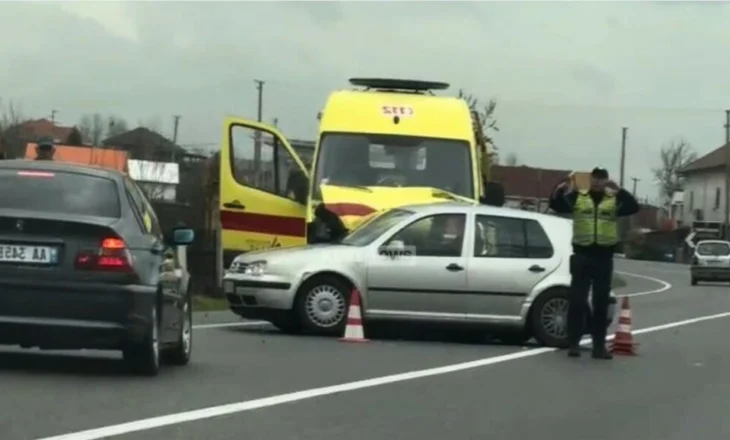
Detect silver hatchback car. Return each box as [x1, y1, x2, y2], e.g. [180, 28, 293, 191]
[691, 239, 730, 285]
[223, 202, 617, 347]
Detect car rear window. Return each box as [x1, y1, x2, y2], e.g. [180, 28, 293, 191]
[0, 169, 121, 218]
[697, 242, 730, 256]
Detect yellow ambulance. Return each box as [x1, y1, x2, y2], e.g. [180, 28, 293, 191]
[218, 78, 504, 269]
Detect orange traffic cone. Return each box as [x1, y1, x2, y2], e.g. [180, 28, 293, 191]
[339, 289, 369, 343]
[610, 296, 638, 356]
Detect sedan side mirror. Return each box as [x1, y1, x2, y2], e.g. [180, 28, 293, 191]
[170, 227, 195, 246]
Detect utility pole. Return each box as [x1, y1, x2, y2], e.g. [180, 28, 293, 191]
[619, 127, 628, 188]
[723, 110, 730, 239]
[50, 109, 58, 125]
[253, 79, 265, 170]
[172, 115, 181, 143]
[631, 177, 640, 196]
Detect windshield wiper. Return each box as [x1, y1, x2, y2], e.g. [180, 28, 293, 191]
[431, 189, 459, 201]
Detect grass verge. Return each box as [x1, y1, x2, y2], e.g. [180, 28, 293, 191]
[192, 295, 229, 312]
[612, 274, 627, 290]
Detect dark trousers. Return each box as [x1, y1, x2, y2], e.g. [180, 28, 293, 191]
[567, 253, 613, 347]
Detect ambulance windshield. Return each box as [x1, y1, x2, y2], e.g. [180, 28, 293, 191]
[312, 132, 473, 199]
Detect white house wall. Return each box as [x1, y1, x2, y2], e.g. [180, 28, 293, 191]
[683, 169, 727, 223]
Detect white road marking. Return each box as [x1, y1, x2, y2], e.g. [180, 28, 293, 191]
[193, 321, 268, 330]
[37, 271, 679, 440]
[615, 270, 672, 297]
[39, 311, 730, 440]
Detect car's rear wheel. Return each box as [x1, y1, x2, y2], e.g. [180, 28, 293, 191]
[123, 307, 160, 376]
[163, 297, 192, 366]
[294, 275, 350, 335]
[691, 277, 698, 286]
[531, 289, 570, 348]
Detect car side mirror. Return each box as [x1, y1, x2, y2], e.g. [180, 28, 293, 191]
[170, 227, 195, 246]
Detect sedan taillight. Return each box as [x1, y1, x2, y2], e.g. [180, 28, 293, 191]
[75, 237, 133, 272]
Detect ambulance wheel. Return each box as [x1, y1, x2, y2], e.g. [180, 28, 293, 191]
[531, 288, 570, 348]
[294, 274, 351, 335]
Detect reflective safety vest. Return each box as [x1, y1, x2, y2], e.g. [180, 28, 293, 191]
[572, 191, 618, 246]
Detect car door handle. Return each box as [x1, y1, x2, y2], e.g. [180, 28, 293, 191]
[446, 263, 464, 272]
[223, 200, 245, 210]
[528, 265, 546, 273]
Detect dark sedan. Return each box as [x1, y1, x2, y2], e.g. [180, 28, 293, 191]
[0, 160, 195, 376]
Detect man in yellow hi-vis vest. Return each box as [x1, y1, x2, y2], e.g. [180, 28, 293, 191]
[549, 167, 639, 360]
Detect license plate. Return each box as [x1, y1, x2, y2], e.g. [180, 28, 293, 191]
[0, 244, 58, 264]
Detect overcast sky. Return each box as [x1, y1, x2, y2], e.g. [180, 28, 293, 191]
[2, 1, 730, 202]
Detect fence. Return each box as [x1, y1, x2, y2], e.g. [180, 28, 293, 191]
[150, 158, 219, 296]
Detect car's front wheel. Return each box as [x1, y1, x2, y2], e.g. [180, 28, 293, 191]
[163, 296, 193, 366]
[294, 275, 350, 335]
[123, 307, 160, 376]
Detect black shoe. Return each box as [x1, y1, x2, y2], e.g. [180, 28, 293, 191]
[591, 346, 613, 360]
[567, 345, 581, 357]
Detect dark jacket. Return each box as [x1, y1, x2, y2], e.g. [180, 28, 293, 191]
[549, 184, 639, 257]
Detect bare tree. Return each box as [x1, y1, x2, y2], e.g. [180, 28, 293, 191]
[504, 152, 519, 166]
[106, 115, 129, 138]
[65, 127, 84, 146]
[78, 113, 105, 145]
[457, 89, 499, 161]
[652, 138, 697, 207]
[0, 98, 28, 158]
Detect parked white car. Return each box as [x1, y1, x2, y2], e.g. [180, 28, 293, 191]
[223, 202, 617, 347]
[691, 239, 730, 285]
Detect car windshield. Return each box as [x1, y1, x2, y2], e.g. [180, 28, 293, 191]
[0, 169, 121, 218]
[697, 242, 730, 256]
[340, 208, 414, 247]
[312, 132, 473, 199]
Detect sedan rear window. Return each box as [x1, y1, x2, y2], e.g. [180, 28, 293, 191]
[0, 169, 121, 218]
[697, 242, 730, 256]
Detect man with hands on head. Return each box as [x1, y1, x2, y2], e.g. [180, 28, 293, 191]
[549, 167, 639, 360]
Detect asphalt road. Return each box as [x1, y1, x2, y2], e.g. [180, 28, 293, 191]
[3, 258, 730, 440]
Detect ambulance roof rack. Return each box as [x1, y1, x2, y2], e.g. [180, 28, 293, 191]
[349, 78, 450, 95]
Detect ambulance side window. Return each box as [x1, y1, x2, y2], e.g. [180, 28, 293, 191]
[230, 125, 306, 203]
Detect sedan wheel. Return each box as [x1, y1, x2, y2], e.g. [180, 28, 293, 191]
[295, 275, 350, 335]
[163, 298, 193, 366]
[531, 289, 570, 348]
[123, 307, 160, 376]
